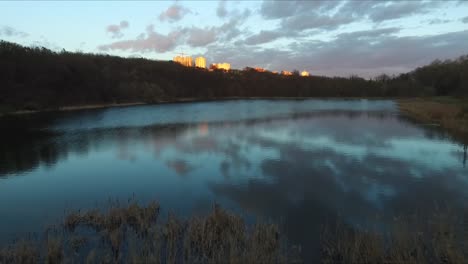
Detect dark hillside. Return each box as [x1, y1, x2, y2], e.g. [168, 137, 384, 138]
[1, 40, 467, 112]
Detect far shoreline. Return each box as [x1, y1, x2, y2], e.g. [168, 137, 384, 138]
[0, 96, 401, 117]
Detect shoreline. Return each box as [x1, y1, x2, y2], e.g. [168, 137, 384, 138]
[0, 96, 400, 117]
[0, 102, 147, 117]
[397, 98, 468, 143]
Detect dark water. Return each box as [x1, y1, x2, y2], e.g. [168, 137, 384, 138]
[1, 99, 467, 259]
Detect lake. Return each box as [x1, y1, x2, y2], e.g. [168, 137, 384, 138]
[1, 99, 467, 260]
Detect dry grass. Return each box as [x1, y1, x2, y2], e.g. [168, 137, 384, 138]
[398, 98, 468, 139]
[3, 200, 466, 263]
[0, 240, 39, 264]
[64, 201, 160, 234]
[46, 237, 63, 264]
[1, 202, 299, 263]
[321, 212, 468, 264]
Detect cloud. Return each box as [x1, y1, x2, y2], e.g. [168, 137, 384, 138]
[159, 4, 190, 22]
[98, 25, 183, 53]
[184, 9, 251, 47]
[462, 16, 468, 23]
[185, 27, 218, 47]
[260, 0, 445, 32]
[280, 13, 353, 31]
[337, 1, 447, 23]
[244, 30, 282, 45]
[260, 1, 297, 19]
[427, 18, 451, 25]
[286, 29, 468, 77]
[205, 28, 468, 78]
[95, 1, 465, 77]
[260, 1, 337, 20]
[216, 0, 228, 18]
[336, 27, 401, 40]
[221, 8, 251, 40]
[0, 26, 28, 38]
[98, 6, 252, 53]
[367, 1, 442, 22]
[185, 8, 251, 46]
[106, 20, 129, 39]
[258, 1, 359, 32]
[97, 3, 253, 53]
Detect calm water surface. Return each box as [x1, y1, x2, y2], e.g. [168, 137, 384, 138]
[1, 99, 467, 259]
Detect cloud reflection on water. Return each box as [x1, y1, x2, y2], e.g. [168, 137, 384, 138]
[0, 100, 467, 260]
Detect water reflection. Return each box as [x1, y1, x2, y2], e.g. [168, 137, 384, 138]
[0, 100, 467, 260]
[464, 144, 467, 167]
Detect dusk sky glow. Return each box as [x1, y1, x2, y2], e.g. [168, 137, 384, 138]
[1, 0, 468, 77]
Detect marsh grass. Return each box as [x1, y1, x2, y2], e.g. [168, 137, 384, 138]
[321, 211, 468, 263]
[0, 202, 300, 264]
[0, 241, 39, 264]
[398, 98, 468, 140]
[2, 201, 467, 263]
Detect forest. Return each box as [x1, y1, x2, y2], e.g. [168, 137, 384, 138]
[1, 40, 467, 113]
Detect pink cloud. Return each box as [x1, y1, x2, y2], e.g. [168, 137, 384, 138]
[159, 4, 190, 22]
[99, 25, 183, 53]
[106, 20, 129, 39]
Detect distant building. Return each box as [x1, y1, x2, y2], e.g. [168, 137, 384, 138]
[281, 70, 293, 76]
[243, 67, 266, 72]
[173, 56, 193, 67]
[301, 70, 310, 77]
[195, 56, 206, 68]
[210, 62, 231, 71]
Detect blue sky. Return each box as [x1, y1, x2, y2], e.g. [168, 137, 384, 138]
[1, 0, 468, 77]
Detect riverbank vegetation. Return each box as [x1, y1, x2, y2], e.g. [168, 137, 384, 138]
[1, 201, 467, 263]
[321, 211, 467, 263]
[0, 202, 301, 263]
[1, 40, 467, 114]
[398, 98, 468, 141]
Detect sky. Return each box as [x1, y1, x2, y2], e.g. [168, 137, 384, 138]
[1, 0, 468, 77]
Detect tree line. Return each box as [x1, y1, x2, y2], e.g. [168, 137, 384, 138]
[1, 40, 467, 112]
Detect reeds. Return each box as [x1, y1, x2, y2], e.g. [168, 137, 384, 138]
[0, 202, 299, 263]
[398, 98, 468, 139]
[321, 211, 468, 263]
[3, 200, 466, 263]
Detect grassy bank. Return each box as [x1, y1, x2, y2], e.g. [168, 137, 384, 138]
[398, 97, 468, 140]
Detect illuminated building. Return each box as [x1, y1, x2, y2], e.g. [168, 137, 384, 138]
[173, 56, 193, 67]
[301, 70, 310, 77]
[210, 63, 231, 71]
[281, 70, 293, 76]
[195, 56, 206, 68]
